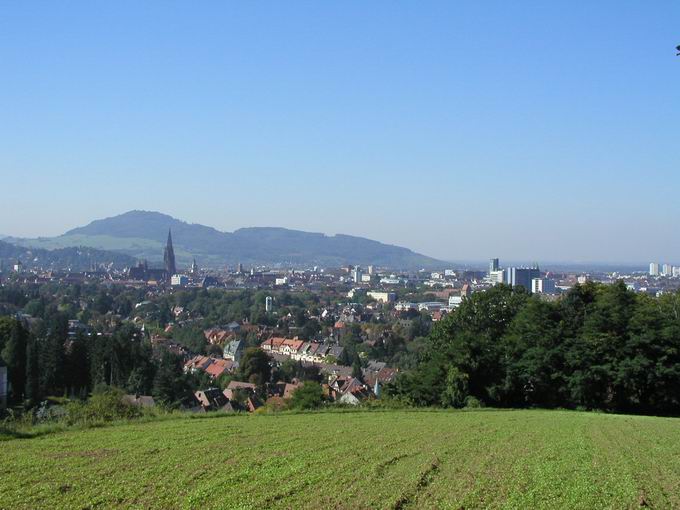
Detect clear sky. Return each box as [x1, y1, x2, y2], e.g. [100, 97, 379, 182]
[1, 1, 679, 263]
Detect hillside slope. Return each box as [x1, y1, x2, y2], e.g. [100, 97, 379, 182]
[0, 239, 136, 271]
[11, 211, 445, 269]
[2, 409, 679, 509]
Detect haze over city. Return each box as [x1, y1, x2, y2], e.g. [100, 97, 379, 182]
[1, 1, 679, 263]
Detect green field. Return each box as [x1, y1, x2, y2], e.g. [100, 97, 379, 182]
[2, 409, 680, 509]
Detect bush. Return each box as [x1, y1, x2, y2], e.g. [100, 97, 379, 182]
[65, 388, 143, 425]
[288, 382, 325, 410]
[464, 396, 483, 409]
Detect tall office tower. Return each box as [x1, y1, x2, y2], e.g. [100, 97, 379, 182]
[505, 266, 540, 291]
[662, 264, 672, 276]
[489, 258, 500, 274]
[649, 262, 660, 276]
[164, 229, 177, 276]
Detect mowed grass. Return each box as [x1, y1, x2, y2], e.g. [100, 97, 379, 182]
[2, 409, 680, 509]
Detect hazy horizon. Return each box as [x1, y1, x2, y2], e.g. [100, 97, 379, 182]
[1, 2, 679, 262]
[0, 209, 660, 268]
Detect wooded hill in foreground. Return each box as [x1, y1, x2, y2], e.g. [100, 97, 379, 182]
[389, 281, 680, 415]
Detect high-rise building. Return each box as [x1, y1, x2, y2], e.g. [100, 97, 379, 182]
[649, 262, 660, 276]
[673, 266, 680, 278]
[662, 264, 672, 276]
[489, 258, 499, 274]
[505, 266, 540, 291]
[265, 296, 273, 313]
[164, 229, 177, 277]
[532, 277, 556, 294]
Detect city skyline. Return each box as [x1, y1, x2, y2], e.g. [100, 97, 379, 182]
[1, 2, 679, 262]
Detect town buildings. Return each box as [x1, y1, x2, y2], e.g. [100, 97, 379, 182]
[505, 266, 541, 291]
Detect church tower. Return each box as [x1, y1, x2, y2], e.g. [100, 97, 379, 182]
[164, 229, 177, 276]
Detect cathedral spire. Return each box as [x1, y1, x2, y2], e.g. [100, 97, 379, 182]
[164, 228, 177, 276]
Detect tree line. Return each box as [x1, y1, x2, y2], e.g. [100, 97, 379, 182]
[388, 282, 680, 415]
[0, 314, 196, 408]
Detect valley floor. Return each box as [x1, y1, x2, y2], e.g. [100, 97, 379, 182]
[2, 409, 680, 509]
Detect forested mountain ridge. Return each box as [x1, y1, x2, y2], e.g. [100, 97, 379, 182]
[8, 210, 444, 269]
[0, 240, 135, 271]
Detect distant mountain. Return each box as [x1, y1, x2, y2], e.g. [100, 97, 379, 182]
[11, 210, 445, 269]
[0, 239, 136, 272]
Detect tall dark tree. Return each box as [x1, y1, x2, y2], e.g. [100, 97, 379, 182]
[152, 351, 188, 407]
[239, 348, 272, 386]
[1, 319, 28, 403]
[39, 315, 68, 397]
[24, 335, 41, 405]
[65, 331, 90, 397]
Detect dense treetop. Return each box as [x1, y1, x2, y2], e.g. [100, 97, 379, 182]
[389, 282, 680, 415]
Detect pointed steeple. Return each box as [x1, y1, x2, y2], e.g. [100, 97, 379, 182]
[163, 228, 177, 276]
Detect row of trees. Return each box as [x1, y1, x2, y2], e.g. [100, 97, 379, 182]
[0, 315, 194, 408]
[388, 282, 680, 415]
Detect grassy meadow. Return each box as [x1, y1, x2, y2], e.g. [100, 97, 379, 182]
[2, 409, 680, 509]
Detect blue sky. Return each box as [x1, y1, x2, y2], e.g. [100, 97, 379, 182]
[1, 1, 679, 263]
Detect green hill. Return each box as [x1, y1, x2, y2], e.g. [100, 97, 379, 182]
[0, 239, 136, 271]
[2, 409, 679, 509]
[9, 210, 445, 269]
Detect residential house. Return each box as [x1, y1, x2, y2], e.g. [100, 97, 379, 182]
[281, 338, 305, 356]
[362, 361, 398, 388]
[184, 355, 235, 379]
[223, 339, 245, 363]
[184, 355, 213, 374]
[245, 395, 263, 412]
[194, 388, 232, 412]
[204, 358, 235, 379]
[204, 328, 233, 345]
[339, 386, 373, 405]
[223, 380, 257, 400]
[329, 375, 374, 405]
[283, 382, 302, 399]
[261, 337, 286, 352]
